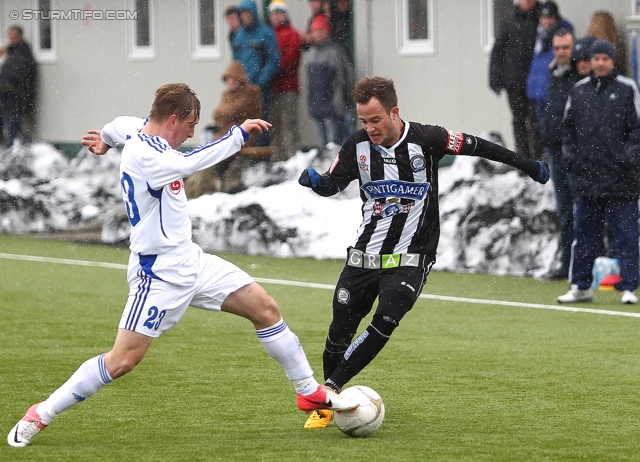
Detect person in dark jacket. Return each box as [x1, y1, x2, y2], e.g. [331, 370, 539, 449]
[537, 29, 580, 281]
[558, 40, 640, 305]
[0, 26, 36, 147]
[489, 0, 542, 160]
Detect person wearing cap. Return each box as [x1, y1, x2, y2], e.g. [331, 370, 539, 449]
[232, 0, 281, 147]
[268, 0, 302, 161]
[526, 1, 573, 121]
[558, 40, 640, 305]
[572, 36, 595, 79]
[489, 0, 542, 160]
[305, 14, 353, 149]
[537, 28, 580, 281]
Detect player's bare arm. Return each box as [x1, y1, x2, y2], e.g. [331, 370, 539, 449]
[81, 129, 110, 155]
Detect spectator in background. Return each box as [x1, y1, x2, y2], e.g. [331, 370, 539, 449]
[586, 11, 626, 75]
[558, 40, 640, 305]
[268, 0, 302, 161]
[185, 61, 263, 197]
[233, 0, 280, 147]
[572, 36, 595, 79]
[326, 0, 356, 141]
[526, 1, 573, 121]
[0, 25, 36, 148]
[225, 6, 241, 50]
[327, 0, 353, 63]
[306, 15, 351, 149]
[537, 29, 581, 281]
[301, 0, 329, 50]
[489, 0, 543, 160]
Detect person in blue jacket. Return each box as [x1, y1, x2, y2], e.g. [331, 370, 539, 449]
[233, 0, 281, 146]
[526, 1, 573, 122]
[558, 40, 640, 305]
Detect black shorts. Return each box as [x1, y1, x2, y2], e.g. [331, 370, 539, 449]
[332, 264, 430, 315]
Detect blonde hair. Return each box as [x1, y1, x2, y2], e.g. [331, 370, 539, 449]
[149, 83, 201, 124]
[586, 11, 625, 73]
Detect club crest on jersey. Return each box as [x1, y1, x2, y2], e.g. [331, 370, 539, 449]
[445, 129, 464, 154]
[361, 180, 430, 201]
[373, 201, 415, 217]
[410, 155, 425, 172]
[169, 179, 183, 195]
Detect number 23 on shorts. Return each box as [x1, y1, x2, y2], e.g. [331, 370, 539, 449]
[143, 306, 166, 331]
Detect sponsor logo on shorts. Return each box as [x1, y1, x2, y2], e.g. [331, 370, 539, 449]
[401, 280, 416, 292]
[337, 288, 350, 304]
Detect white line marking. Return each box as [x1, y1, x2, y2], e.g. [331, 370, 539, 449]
[1, 252, 639, 318]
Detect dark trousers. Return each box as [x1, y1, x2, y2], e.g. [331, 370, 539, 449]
[1, 96, 20, 147]
[570, 197, 639, 292]
[506, 87, 542, 160]
[548, 148, 573, 274]
[256, 86, 272, 147]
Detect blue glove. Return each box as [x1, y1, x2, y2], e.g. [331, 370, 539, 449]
[533, 161, 550, 184]
[298, 168, 323, 189]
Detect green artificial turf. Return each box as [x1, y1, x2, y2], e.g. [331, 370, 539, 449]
[1, 234, 639, 461]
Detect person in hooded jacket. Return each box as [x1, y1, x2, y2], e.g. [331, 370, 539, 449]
[526, 1, 573, 121]
[233, 0, 280, 146]
[558, 40, 640, 305]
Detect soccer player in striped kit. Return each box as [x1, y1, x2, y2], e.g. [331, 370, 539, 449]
[299, 76, 550, 428]
[7, 83, 358, 448]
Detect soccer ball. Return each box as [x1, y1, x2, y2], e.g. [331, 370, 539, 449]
[333, 385, 385, 437]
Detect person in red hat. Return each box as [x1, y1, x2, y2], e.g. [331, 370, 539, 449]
[305, 14, 353, 149]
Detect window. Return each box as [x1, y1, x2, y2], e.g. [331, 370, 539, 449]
[189, 0, 221, 59]
[481, 0, 515, 52]
[127, 0, 155, 60]
[398, 0, 435, 56]
[32, 0, 56, 62]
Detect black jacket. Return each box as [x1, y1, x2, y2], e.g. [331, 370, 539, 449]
[540, 63, 581, 149]
[0, 41, 37, 114]
[489, 3, 540, 93]
[563, 72, 640, 199]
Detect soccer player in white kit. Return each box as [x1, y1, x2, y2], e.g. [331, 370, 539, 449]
[7, 83, 357, 448]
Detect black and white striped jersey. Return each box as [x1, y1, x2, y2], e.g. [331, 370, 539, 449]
[317, 120, 539, 259]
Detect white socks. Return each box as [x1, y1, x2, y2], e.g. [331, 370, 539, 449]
[255, 318, 318, 394]
[37, 354, 113, 424]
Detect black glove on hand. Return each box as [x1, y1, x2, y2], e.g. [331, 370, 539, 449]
[532, 160, 550, 184]
[298, 168, 323, 189]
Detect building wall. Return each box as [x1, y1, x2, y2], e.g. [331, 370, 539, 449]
[0, 0, 635, 151]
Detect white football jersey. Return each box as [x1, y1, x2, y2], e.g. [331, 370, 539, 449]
[101, 116, 247, 256]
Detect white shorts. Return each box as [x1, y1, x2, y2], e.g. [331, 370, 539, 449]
[119, 243, 254, 338]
